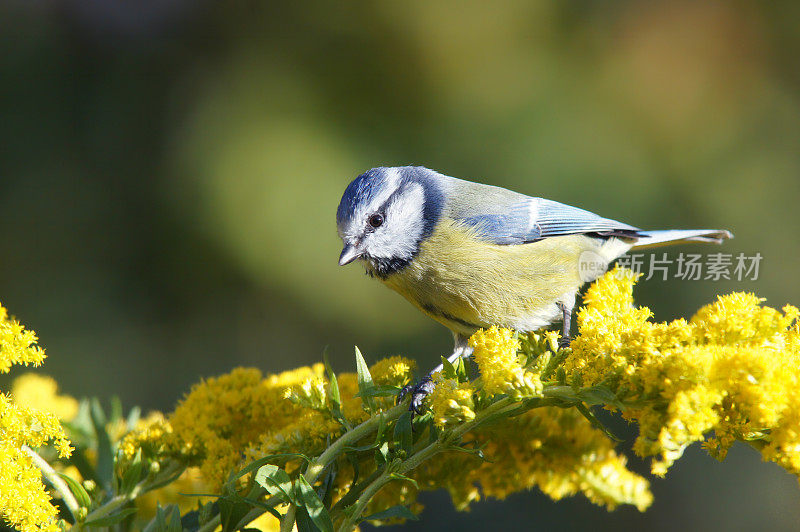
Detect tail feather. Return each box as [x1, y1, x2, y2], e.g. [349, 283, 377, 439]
[632, 229, 733, 250]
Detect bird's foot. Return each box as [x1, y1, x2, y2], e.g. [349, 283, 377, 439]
[397, 375, 436, 415]
[558, 335, 572, 350]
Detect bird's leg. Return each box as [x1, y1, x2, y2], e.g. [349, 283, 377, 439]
[557, 302, 572, 349]
[397, 334, 473, 414]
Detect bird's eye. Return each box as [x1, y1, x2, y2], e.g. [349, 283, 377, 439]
[368, 213, 384, 228]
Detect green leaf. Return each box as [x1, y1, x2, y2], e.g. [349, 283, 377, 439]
[120, 457, 145, 495]
[375, 412, 389, 443]
[84, 507, 138, 528]
[360, 504, 419, 523]
[145, 504, 183, 532]
[387, 472, 418, 489]
[227, 453, 311, 487]
[376, 441, 389, 466]
[440, 356, 457, 379]
[219, 496, 252, 532]
[319, 462, 337, 508]
[89, 398, 114, 492]
[57, 473, 91, 509]
[295, 474, 334, 532]
[341, 442, 379, 453]
[353, 385, 402, 399]
[295, 506, 315, 532]
[455, 356, 469, 382]
[447, 441, 488, 461]
[254, 465, 296, 504]
[354, 346, 377, 413]
[126, 406, 142, 432]
[322, 347, 348, 429]
[110, 396, 123, 424]
[577, 385, 622, 408]
[576, 403, 624, 442]
[393, 411, 414, 456]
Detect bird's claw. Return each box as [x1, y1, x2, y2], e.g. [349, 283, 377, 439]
[397, 376, 435, 415]
[558, 336, 572, 349]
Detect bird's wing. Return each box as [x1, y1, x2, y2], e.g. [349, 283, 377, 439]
[447, 183, 640, 245]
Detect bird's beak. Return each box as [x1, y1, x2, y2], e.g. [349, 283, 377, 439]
[338, 243, 362, 266]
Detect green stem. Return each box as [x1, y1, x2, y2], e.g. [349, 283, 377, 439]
[64, 461, 185, 531]
[22, 445, 81, 519]
[304, 403, 407, 485]
[81, 494, 130, 524]
[337, 469, 392, 532]
[271, 403, 406, 532]
[337, 396, 525, 531]
[329, 468, 384, 517]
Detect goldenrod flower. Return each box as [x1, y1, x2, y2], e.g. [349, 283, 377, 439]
[11, 373, 79, 421]
[0, 303, 72, 532]
[369, 355, 416, 388]
[119, 411, 176, 460]
[0, 305, 46, 374]
[112, 269, 800, 525]
[566, 266, 800, 477]
[418, 406, 652, 512]
[470, 327, 543, 398]
[284, 375, 328, 410]
[429, 376, 476, 428]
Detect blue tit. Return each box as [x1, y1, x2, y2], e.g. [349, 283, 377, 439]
[336, 166, 732, 410]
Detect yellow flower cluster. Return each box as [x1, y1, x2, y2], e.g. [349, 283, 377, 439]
[369, 355, 416, 388]
[0, 305, 46, 373]
[148, 358, 418, 489]
[566, 267, 800, 476]
[428, 375, 475, 428]
[119, 411, 176, 460]
[1, 303, 72, 532]
[11, 373, 79, 421]
[418, 406, 652, 512]
[469, 327, 543, 398]
[164, 365, 323, 486]
[284, 375, 328, 410]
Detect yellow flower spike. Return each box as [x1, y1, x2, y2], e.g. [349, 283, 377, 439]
[285, 375, 328, 410]
[370, 356, 416, 388]
[429, 375, 476, 428]
[470, 327, 542, 398]
[0, 303, 47, 374]
[418, 406, 652, 512]
[565, 267, 800, 478]
[0, 304, 75, 532]
[11, 373, 79, 421]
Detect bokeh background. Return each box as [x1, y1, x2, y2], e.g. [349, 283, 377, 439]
[2, 1, 799, 530]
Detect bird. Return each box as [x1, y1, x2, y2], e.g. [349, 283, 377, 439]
[336, 166, 732, 412]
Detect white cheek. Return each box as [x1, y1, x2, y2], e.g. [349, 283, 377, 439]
[366, 185, 426, 259]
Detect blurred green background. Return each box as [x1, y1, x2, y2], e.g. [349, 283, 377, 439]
[1, 1, 799, 530]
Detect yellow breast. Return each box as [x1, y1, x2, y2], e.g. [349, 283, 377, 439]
[379, 220, 608, 335]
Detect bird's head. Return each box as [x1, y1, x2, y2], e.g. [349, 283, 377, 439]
[336, 166, 443, 278]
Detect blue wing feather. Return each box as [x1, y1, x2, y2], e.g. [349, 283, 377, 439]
[453, 193, 640, 245]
